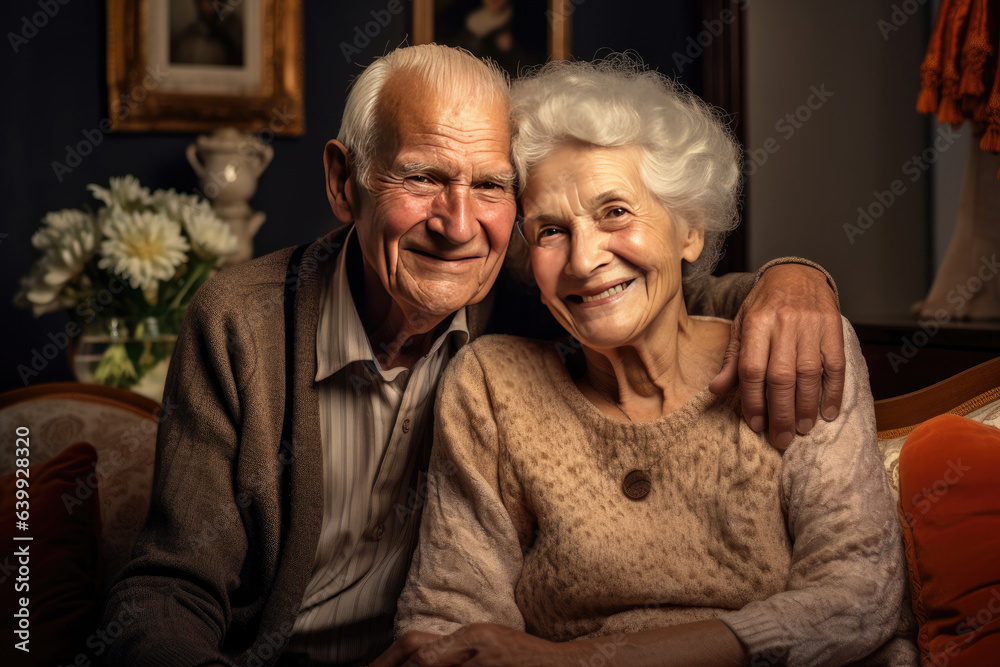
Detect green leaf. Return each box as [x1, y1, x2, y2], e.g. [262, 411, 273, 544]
[94, 343, 139, 388]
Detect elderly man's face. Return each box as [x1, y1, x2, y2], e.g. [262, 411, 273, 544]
[354, 79, 516, 325]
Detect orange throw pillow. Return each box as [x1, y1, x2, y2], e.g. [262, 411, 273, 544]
[898, 414, 1000, 665]
[0, 441, 102, 666]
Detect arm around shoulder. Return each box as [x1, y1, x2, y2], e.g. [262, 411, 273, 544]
[684, 257, 838, 320]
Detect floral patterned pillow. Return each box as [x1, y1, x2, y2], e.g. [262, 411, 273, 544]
[0, 396, 157, 589]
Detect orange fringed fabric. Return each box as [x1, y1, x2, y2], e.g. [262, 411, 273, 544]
[983, 62, 1000, 155]
[937, 0, 973, 124]
[960, 0, 992, 101]
[916, 0, 1000, 175]
[917, 0, 954, 114]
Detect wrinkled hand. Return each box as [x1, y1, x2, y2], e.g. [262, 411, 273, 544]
[370, 624, 564, 667]
[709, 263, 845, 449]
[370, 632, 444, 667]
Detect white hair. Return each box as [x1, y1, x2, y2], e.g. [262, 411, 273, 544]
[338, 44, 511, 189]
[510, 55, 742, 280]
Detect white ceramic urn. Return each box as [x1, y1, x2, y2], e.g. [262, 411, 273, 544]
[186, 127, 274, 264]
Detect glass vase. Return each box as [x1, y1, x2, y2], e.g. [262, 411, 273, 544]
[72, 315, 179, 402]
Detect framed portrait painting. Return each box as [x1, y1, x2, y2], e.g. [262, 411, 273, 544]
[412, 0, 571, 76]
[106, 0, 305, 135]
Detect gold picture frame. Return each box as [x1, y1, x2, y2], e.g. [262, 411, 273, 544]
[412, 0, 571, 70]
[106, 0, 305, 135]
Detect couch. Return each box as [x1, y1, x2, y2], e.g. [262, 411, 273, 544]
[1, 357, 998, 665]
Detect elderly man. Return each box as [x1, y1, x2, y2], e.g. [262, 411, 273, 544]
[102, 45, 843, 666]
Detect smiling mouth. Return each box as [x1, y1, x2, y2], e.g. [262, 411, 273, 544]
[568, 280, 635, 304]
[409, 248, 479, 262]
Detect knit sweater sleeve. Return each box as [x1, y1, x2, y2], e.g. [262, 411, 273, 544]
[100, 276, 254, 666]
[719, 317, 907, 666]
[683, 257, 839, 318]
[395, 344, 527, 637]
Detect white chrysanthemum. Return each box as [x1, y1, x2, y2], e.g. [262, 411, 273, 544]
[15, 257, 79, 316]
[18, 209, 99, 314]
[182, 206, 238, 261]
[97, 210, 190, 291]
[151, 187, 213, 222]
[31, 208, 97, 252]
[88, 175, 152, 210]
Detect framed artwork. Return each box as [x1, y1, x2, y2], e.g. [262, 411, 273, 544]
[106, 0, 305, 135]
[412, 0, 571, 76]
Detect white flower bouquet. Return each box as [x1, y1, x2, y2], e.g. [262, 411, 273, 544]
[16, 175, 237, 393]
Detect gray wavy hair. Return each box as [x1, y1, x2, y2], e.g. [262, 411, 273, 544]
[510, 55, 742, 281]
[338, 44, 510, 190]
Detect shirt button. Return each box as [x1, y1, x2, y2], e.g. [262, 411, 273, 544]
[373, 525, 385, 541]
[402, 418, 411, 433]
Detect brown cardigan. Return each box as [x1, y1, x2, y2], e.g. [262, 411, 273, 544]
[99, 226, 791, 665]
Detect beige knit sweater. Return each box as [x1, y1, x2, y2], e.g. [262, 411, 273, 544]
[396, 318, 917, 665]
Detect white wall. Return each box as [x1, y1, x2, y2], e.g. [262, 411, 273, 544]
[747, 1, 936, 320]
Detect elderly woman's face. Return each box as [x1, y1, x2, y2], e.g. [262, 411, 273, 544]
[521, 144, 703, 350]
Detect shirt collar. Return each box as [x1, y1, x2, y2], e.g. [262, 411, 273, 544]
[315, 227, 470, 383]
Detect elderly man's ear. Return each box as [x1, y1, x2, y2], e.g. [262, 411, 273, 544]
[324, 139, 358, 223]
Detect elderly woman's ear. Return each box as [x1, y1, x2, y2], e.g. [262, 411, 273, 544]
[680, 224, 705, 264]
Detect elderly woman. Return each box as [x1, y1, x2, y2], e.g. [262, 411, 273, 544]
[377, 57, 913, 667]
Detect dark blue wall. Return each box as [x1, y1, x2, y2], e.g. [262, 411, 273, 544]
[1, 0, 703, 392]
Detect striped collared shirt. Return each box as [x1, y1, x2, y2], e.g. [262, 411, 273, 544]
[288, 229, 469, 662]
